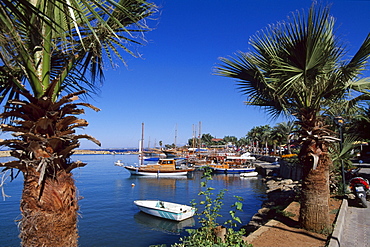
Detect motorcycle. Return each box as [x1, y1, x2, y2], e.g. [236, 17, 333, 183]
[345, 167, 360, 180]
[349, 176, 370, 208]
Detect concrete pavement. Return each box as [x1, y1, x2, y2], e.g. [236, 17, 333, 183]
[340, 204, 370, 247]
[329, 165, 370, 247]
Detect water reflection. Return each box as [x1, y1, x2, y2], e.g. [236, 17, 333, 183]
[129, 176, 190, 189]
[134, 211, 195, 234]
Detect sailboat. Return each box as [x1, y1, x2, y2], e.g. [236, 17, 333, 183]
[124, 158, 195, 176]
[118, 123, 195, 176]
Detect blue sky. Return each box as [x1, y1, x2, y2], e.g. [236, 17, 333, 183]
[75, 0, 370, 149]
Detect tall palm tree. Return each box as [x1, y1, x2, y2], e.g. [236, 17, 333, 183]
[247, 125, 270, 154]
[0, 0, 157, 246]
[216, 4, 370, 232]
[348, 104, 370, 141]
[261, 125, 272, 154]
[271, 125, 284, 155]
[246, 127, 259, 153]
[275, 121, 297, 154]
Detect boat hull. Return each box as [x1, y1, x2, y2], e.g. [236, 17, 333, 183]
[240, 171, 259, 177]
[210, 167, 255, 174]
[124, 166, 193, 176]
[134, 200, 195, 221]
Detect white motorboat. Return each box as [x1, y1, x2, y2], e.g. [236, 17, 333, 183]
[133, 200, 195, 221]
[240, 171, 259, 177]
[114, 160, 124, 166]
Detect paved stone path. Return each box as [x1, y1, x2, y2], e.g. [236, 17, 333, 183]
[341, 205, 370, 247]
[341, 165, 370, 247]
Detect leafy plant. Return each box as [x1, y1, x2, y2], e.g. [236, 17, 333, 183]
[171, 168, 250, 247]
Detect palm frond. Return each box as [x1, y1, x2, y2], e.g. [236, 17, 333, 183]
[0, 0, 157, 101]
[216, 3, 370, 121]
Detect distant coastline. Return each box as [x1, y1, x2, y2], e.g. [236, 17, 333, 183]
[0, 150, 10, 157]
[73, 150, 130, 155]
[0, 149, 132, 157]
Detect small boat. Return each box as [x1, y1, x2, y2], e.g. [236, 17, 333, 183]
[240, 171, 259, 177]
[210, 165, 255, 174]
[115, 160, 124, 166]
[124, 158, 195, 177]
[133, 200, 195, 221]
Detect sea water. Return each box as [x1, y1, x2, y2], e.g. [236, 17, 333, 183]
[0, 154, 266, 247]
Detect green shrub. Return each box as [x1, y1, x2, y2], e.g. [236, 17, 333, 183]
[171, 168, 251, 247]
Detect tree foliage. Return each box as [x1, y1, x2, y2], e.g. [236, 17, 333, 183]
[216, 3, 370, 232]
[0, 1, 157, 245]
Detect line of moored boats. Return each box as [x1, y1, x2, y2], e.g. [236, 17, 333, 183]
[114, 150, 258, 177]
[116, 150, 260, 222]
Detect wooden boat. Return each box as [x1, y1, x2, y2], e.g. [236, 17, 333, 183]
[123, 158, 195, 176]
[133, 200, 195, 221]
[240, 171, 259, 177]
[209, 153, 256, 174]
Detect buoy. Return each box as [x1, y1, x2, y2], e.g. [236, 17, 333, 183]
[131, 183, 135, 187]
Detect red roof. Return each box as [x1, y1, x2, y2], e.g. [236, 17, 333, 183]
[211, 138, 223, 142]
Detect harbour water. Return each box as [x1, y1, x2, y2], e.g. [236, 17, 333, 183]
[0, 154, 267, 247]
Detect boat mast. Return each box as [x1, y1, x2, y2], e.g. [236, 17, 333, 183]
[140, 122, 144, 166]
[198, 121, 202, 158]
[174, 123, 177, 148]
[192, 124, 196, 150]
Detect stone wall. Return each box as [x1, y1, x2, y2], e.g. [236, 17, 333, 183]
[279, 161, 302, 181]
[253, 155, 279, 163]
[242, 177, 301, 234]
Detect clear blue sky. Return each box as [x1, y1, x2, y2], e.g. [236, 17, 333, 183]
[75, 0, 369, 149]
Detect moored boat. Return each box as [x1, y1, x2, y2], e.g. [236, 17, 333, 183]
[134, 200, 195, 221]
[123, 158, 195, 176]
[114, 160, 124, 166]
[209, 153, 256, 174]
[240, 171, 259, 177]
[210, 164, 255, 174]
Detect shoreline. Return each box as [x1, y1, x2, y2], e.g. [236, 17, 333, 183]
[0, 150, 10, 157]
[0, 149, 127, 157]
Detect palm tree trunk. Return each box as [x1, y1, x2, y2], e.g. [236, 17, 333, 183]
[287, 137, 291, 154]
[20, 168, 78, 247]
[299, 145, 331, 232]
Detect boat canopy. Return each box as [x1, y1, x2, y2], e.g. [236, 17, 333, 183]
[226, 153, 256, 160]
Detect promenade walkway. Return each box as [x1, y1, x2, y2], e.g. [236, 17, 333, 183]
[335, 165, 370, 247]
[341, 203, 370, 246]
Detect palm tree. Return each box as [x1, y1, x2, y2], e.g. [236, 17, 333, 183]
[261, 125, 272, 154]
[348, 104, 370, 141]
[271, 125, 284, 155]
[0, 1, 157, 246]
[246, 127, 259, 153]
[223, 135, 237, 146]
[216, 3, 370, 232]
[247, 125, 270, 154]
[201, 133, 215, 146]
[275, 121, 297, 154]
